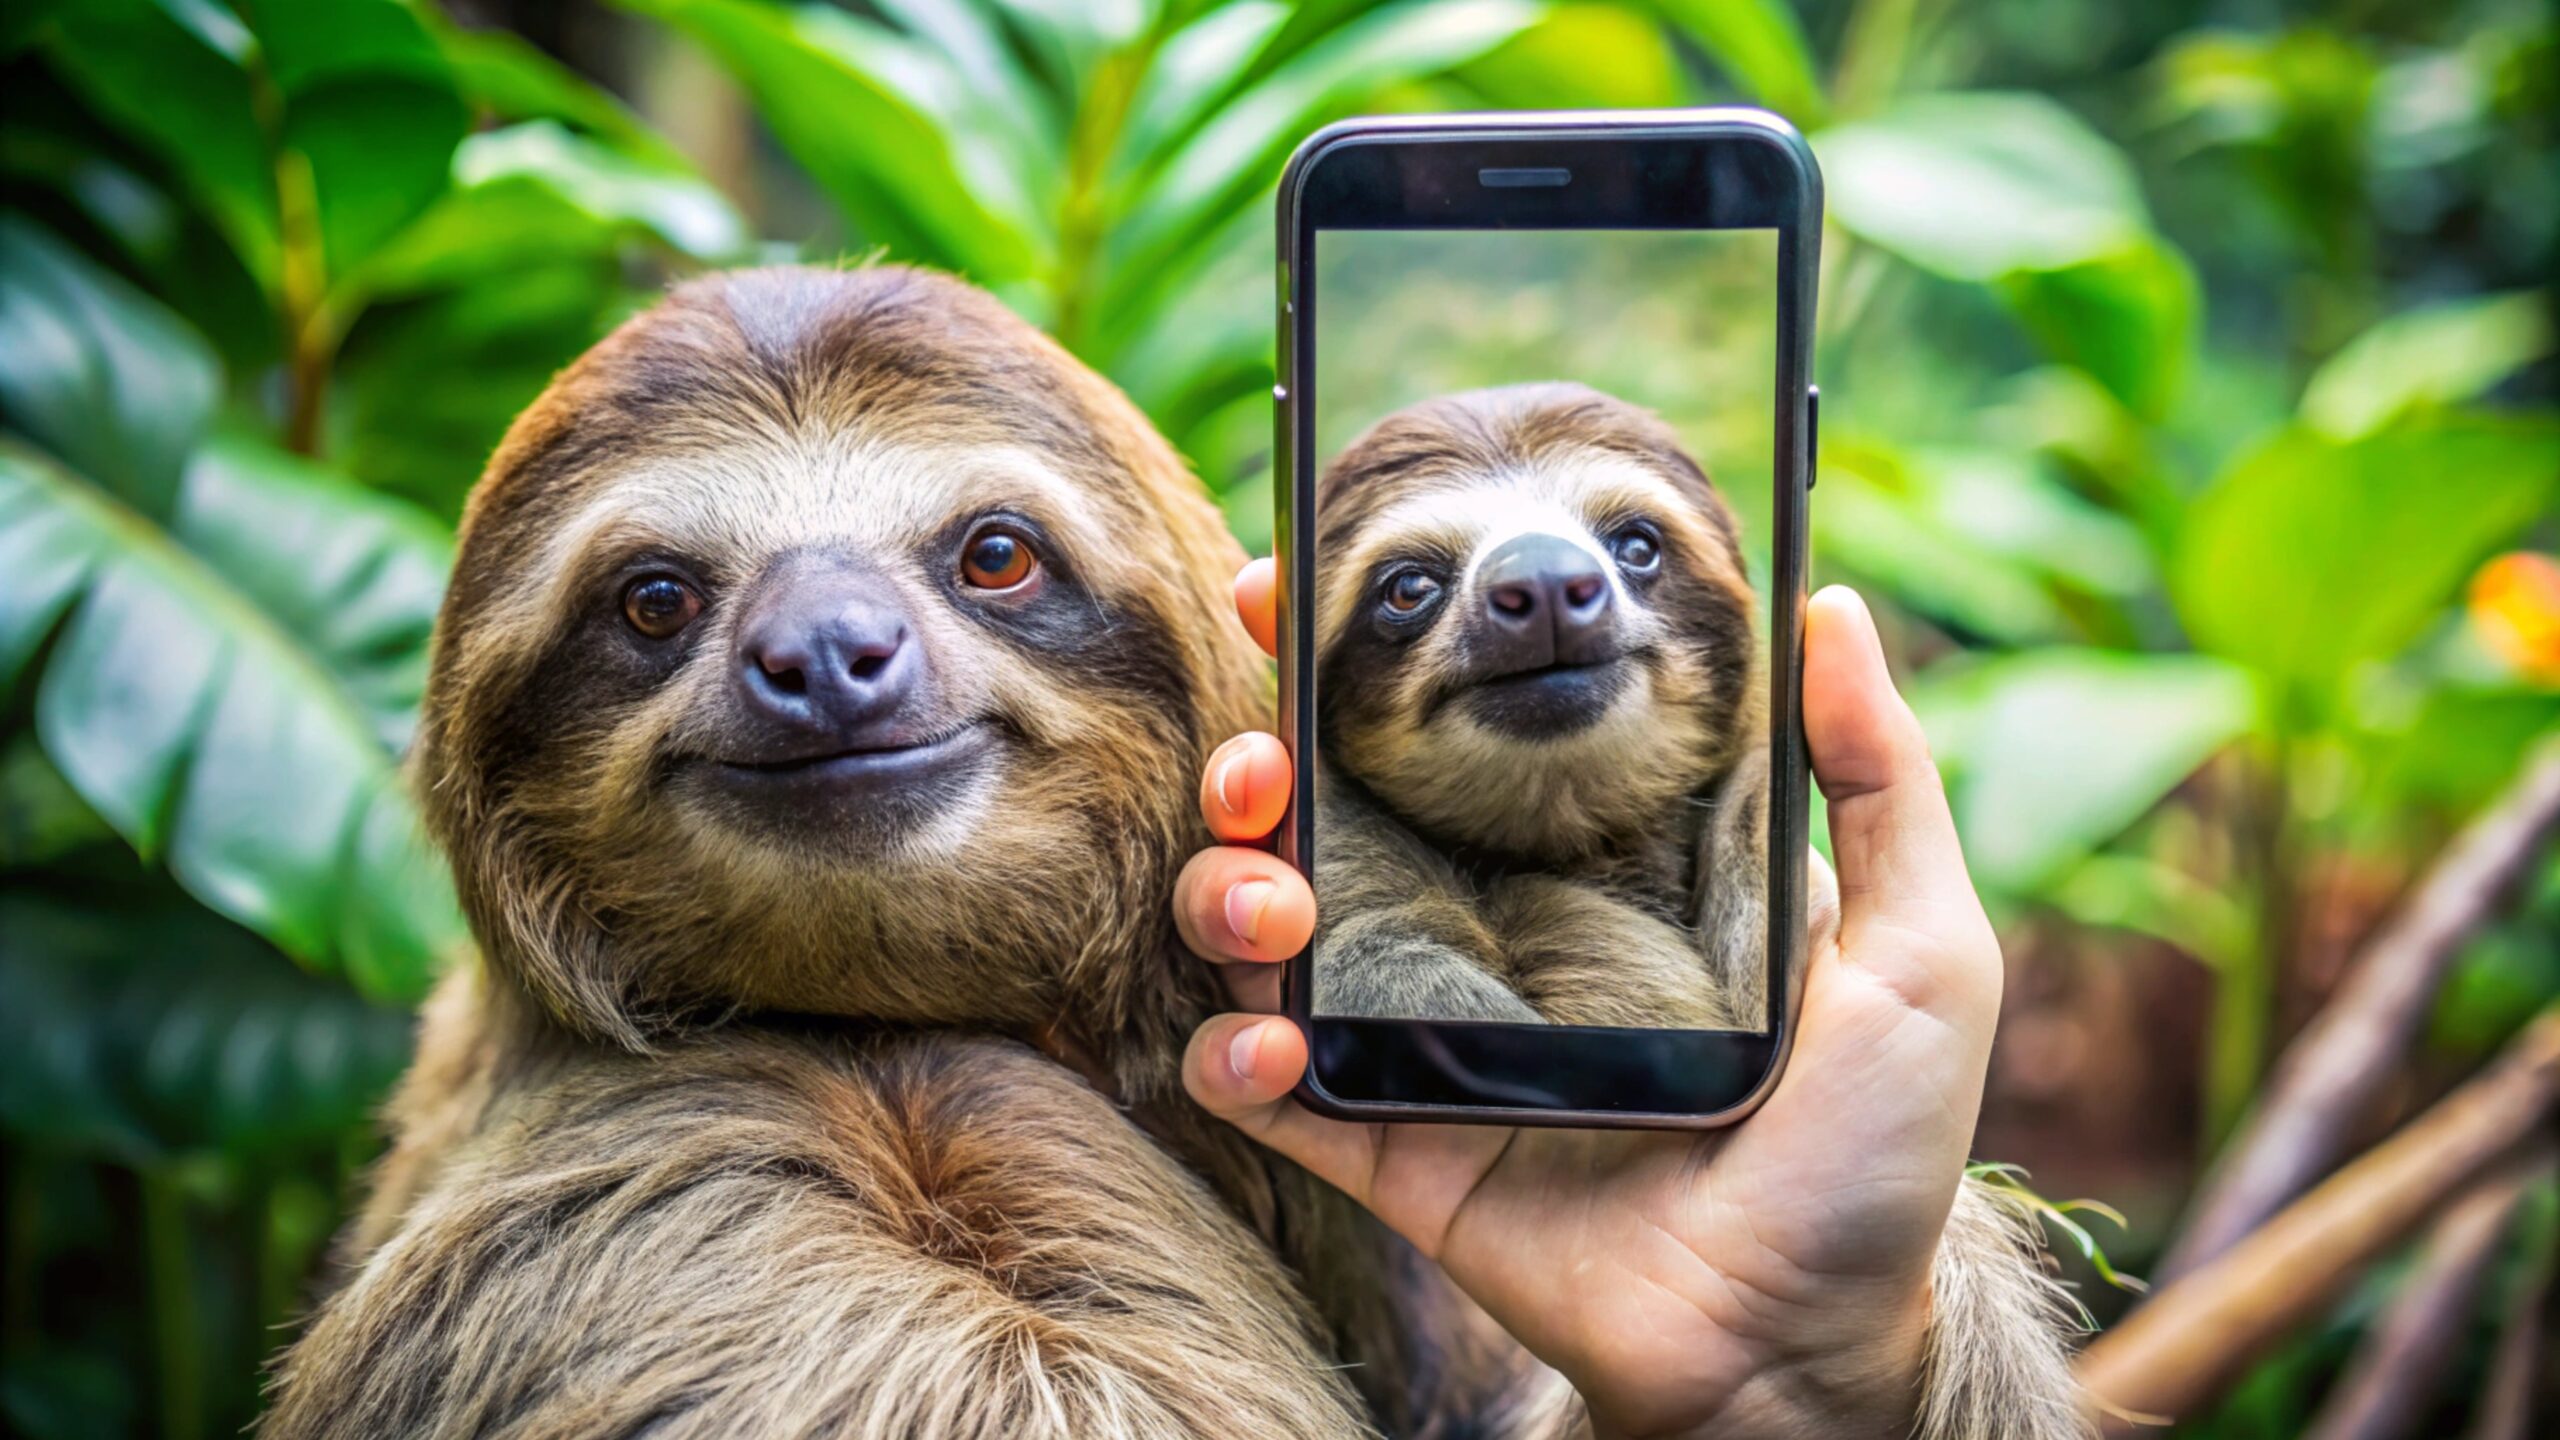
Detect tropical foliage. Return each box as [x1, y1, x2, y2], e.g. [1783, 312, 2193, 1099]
[2, 2, 2553, 1436]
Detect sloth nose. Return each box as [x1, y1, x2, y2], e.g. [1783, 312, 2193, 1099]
[734, 560, 920, 737]
[1476, 532, 1616, 675]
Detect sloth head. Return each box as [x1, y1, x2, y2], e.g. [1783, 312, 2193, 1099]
[1314, 383, 1759, 862]
[416, 266, 1263, 1057]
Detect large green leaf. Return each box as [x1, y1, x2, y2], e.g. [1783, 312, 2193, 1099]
[1914, 648, 2258, 893]
[872, 0, 1065, 182]
[2301, 291, 2555, 440]
[0, 217, 218, 518]
[1112, 0, 1293, 179]
[333, 259, 631, 519]
[1647, 0, 1826, 122]
[357, 122, 751, 298]
[0, 885, 414, 1162]
[0, 442, 466, 1000]
[169, 430, 454, 748]
[44, 0, 466, 294]
[39, 0, 281, 284]
[2171, 416, 2560, 692]
[1811, 439, 2152, 644]
[1099, 0, 1543, 345]
[627, 0, 1043, 281]
[427, 10, 693, 170]
[1999, 237, 2199, 421]
[1461, 4, 1685, 109]
[1818, 92, 2152, 282]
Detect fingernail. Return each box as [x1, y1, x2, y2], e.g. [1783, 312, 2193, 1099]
[1225, 879, 1277, 946]
[1228, 1020, 1266, 1081]
[1213, 745, 1248, 816]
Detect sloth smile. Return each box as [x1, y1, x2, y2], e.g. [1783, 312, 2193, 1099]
[1459, 657, 1631, 740]
[721, 722, 990, 776]
[694, 721, 1001, 822]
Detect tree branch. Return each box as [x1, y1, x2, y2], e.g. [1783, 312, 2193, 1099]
[2464, 1166, 2555, 1440]
[2160, 737, 2560, 1282]
[2299, 1157, 2540, 1440]
[2077, 1007, 2560, 1427]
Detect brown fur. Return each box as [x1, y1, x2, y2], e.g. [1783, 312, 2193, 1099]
[264, 266, 1548, 1439]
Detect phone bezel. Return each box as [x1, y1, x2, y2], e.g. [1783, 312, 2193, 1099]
[1275, 110, 1820, 1128]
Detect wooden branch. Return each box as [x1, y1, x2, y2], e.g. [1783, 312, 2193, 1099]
[2465, 1169, 2555, 1440]
[2078, 1007, 2560, 1428]
[2299, 1160, 2537, 1440]
[2161, 737, 2560, 1283]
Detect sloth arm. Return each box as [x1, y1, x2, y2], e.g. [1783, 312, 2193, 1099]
[1312, 763, 1544, 1024]
[1688, 743, 1774, 1020]
[261, 1032, 1368, 1440]
[1480, 875, 1741, 1029]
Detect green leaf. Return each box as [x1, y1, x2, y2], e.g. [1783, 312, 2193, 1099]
[1646, 0, 1826, 123]
[1998, 237, 2199, 421]
[0, 441, 467, 997]
[45, 0, 466, 292]
[1101, 0, 1544, 341]
[1113, 1, 1292, 178]
[0, 216, 219, 518]
[1818, 92, 2152, 281]
[1461, 4, 1685, 109]
[2172, 416, 2560, 691]
[979, 0, 1155, 95]
[1811, 440, 2151, 644]
[357, 122, 751, 297]
[1913, 648, 2257, 892]
[873, 0, 1065, 180]
[41, 0, 281, 284]
[427, 11, 693, 170]
[626, 0, 1043, 280]
[332, 259, 630, 519]
[169, 430, 454, 748]
[2302, 291, 2556, 439]
[0, 885, 414, 1161]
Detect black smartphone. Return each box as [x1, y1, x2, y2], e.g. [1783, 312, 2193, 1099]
[1275, 110, 1819, 1128]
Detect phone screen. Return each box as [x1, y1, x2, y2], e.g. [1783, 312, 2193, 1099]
[1306, 224, 1782, 1038]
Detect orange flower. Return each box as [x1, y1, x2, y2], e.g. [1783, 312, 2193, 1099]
[2469, 552, 2560, 684]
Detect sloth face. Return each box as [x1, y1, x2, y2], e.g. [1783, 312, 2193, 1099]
[418, 267, 1260, 1046]
[1315, 384, 1758, 862]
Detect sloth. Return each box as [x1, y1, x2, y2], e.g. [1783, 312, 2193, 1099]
[1311, 384, 1771, 1028]
[260, 265, 1532, 1439]
[260, 267, 2082, 1440]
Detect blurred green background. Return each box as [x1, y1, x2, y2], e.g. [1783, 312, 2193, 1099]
[0, 1, 2553, 1436]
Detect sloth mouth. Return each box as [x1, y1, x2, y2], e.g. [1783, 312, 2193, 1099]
[718, 721, 991, 775]
[695, 720, 1003, 823]
[1458, 657, 1631, 740]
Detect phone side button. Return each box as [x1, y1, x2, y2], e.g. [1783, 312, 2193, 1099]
[1806, 384, 1819, 490]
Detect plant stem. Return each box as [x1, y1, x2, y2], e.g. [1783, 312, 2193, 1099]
[1049, 27, 1164, 357]
[2206, 728, 2293, 1148]
[142, 1170, 205, 1440]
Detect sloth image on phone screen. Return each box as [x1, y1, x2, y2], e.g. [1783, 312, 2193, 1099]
[1309, 229, 1781, 1030]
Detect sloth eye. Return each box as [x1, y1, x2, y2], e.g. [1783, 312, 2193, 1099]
[1609, 522, 1663, 576]
[621, 574, 702, 639]
[960, 525, 1038, 591]
[1381, 569, 1442, 615]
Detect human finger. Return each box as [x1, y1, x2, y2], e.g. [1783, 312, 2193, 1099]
[1200, 732, 1293, 842]
[1173, 846, 1315, 966]
[1236, 557, 1279, 658]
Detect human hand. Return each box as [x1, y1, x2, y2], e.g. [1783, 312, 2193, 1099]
[1173, 559, 2005, 1439]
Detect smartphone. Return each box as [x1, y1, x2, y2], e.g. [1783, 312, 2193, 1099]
[1275, 110, 1819, 1128]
